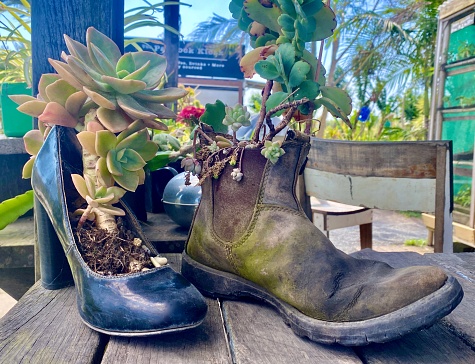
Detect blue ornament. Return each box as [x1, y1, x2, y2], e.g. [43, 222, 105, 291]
[358, 105, 371, 122]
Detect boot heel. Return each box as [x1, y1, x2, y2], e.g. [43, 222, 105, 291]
[34, 196, 73, 290]
[182, 251, 259, 300]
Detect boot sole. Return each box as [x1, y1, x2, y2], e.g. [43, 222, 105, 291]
[182, 251, 463, 346]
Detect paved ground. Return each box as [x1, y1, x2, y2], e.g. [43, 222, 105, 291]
[0, 209, 432, 319]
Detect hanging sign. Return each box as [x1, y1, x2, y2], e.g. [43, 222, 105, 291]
[125, 39, 244, 80]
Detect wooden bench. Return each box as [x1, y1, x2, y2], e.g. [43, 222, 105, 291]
[302, 138, 453, 252]
[1, 250, 475, 362]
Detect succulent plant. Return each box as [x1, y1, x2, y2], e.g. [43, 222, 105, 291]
[21, 121, 51, 178]
[233, 0, 352, 125]
[10, 73, 89, 128]
[46, 27, 187, 133]
[223, 104, 251, 132]
[71, 174, 126, 228]
[77, 120, 158, 191]
[261, 140, 285, 164]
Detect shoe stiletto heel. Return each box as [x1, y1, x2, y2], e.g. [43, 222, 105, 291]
[33, 126, 207, 336]
[34, 196, 73, 289]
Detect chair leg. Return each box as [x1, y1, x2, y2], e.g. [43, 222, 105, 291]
[427, 229, 434, 247]
[359, 223, 373, 250]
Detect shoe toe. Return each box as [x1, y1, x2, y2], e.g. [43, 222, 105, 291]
[78, 266, 208, 335]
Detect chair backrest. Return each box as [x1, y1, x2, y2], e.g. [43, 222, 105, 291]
[302, 138, 453, 253]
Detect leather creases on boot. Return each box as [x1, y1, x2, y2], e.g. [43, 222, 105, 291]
[183, 130, 463, 345]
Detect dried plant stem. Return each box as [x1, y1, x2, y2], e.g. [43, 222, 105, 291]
[195, 127, 215, 144]
[253, 80, 273, 143]
[264, 98, 310, 141]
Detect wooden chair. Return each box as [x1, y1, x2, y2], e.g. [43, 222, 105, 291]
[300, 138, 453, 253]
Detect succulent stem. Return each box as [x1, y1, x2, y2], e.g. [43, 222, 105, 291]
[253, 80, 273, 143]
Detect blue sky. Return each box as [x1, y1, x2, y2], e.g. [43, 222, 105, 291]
[125, 1, 232, 39]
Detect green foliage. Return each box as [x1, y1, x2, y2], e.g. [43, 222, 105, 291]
[261, 140, 285, 164]
[455, 185, 471, 208]
[200, 100, 228, 133]
[404, 238, 427, 247]
[77, 120, 158, 192]
[0, 0, 32, 85]
[224, 104, 251, 132]
[0, 190, 33, 230]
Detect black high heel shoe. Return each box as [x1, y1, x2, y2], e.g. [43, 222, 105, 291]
[32, 125, 207, 336]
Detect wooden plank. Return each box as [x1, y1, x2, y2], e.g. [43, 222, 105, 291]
[304, 169, 437, 212]
[355, 324, 475, 363]
[439, 0, 475, 19]
[221, 300, 361, 363]
[0, 282, 103, 363]
[423, 253, 475, 348]
[307, 139, 446, 178]
[0, 216, 34, 268]
[102, 254, 231, 364]
[102, 298, 230, 364]
[141, 213, 189, 253]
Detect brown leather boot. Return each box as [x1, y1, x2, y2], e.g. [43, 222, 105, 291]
[182, 130, 463, 346]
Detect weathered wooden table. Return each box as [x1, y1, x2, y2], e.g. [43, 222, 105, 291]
[2, 216, 475, 362]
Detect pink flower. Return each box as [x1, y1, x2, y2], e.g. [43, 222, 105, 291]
[177, 105, 204, 124]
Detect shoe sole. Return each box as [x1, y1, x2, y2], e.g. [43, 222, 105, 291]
[182, 251, 463, 346]
[80, 317, 204, 337]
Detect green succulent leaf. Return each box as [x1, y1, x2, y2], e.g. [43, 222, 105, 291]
[130, 52, 167, 89]
[71, 174, 89, 200]
[133, 88, 188, 103]
[320, 86, 352, 116]
[113, 168, 139, 192]
[244, 0, 282, 33]
[86, 27, 122, 67]
[254, 33, 278, 47]
[101, 75, 147, 94]
[302, 0, 324, 16]
[116, 129, 148, 151]
[96, 157, 114, 187]
[255, 60, 281, 80]
[89, 43, 117, 77]
[121, 149, 146, 171]
[65, 91, 88, 117]
[140, 101, 176, 120]
[136, 141, 158, 161]
[38, 73, 63, 101]
[96, 130, 117, 158]
[0, 190, 34, 230]
[276, 42, 295, 76]
[64, 35, 91, 66]
[311, 5, 337, 41]
[200, 100, 228, 133]
[293, 80, 320, 101]
[9, 94, 36, 106]
[77, 131, 97, 155]
[23, 129, 44, 156]
[265, 91, 288, 116]
[315, 97, 351, 126]
[83, 87, 117, 110]
[116, 53, 136, 75]
[107, 149, 124, 176]
[116, 120, 145, 143]
[45, 79, 79, 107]
[288, 60, 310, 88]
[147, 151, 176, 171]
[116, 94, 156, 120]
[48, 59, 89, 91]
[96, 107, 132, 133]
[22, 157, 35, 179]
[123, 59, 151, 81]
[17, 100, 47, 118]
